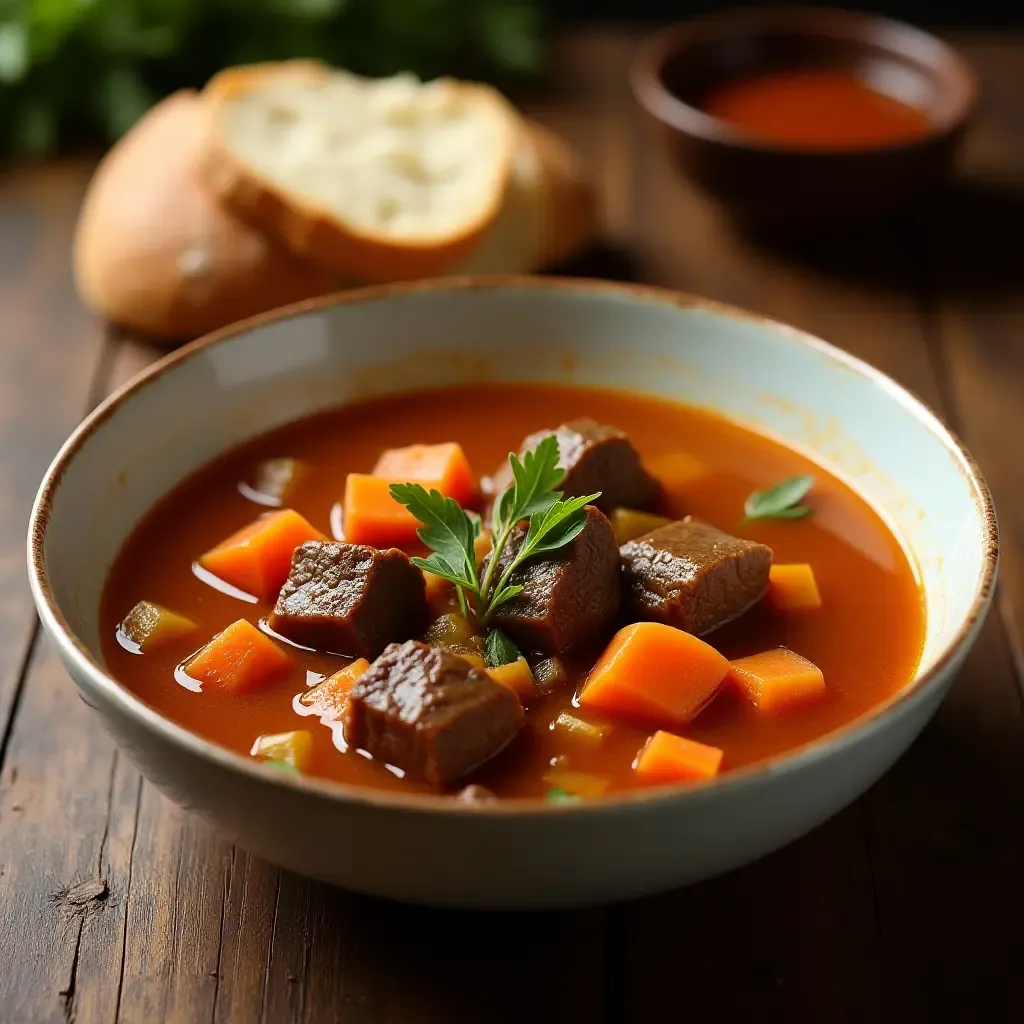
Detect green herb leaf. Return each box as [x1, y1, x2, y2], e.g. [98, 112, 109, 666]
[485, 628, 521, 668]
[518, 493, 598, 561]
[409, 553, 477, 592]
[505, 434, 566, 524]
[744, 475, 814, 521]
[544, 787, 581, 804]
[487, 584, 524, 615]
[390, 483, 480, 589]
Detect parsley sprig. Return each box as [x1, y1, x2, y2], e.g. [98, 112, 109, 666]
[744, 475, 815, 521]
[390, 436, 600, 666]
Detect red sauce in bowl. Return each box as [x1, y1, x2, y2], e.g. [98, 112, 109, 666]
[701, 69, 932, 150]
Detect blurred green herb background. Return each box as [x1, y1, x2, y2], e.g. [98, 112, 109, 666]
[0, 0, 546, 157]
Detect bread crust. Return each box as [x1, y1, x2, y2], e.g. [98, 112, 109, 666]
[197, 61, 520, 282]
[73, 90, 336, 340]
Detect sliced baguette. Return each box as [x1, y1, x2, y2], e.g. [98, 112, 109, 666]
[451, 119, 596, 275]
[199, 61, 520, 282]
[73, 90, 336, 340]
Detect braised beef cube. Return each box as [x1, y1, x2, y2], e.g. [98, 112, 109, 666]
[346, 640, 524, 789]
[490, 505, 621, 655]
[269, 541, 428, 659]
[493, 418, 659, 513]
[620, 519, 772, 636]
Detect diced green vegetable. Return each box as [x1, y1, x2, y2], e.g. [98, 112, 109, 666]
[250, 730, 313, 772]
[118, 600, 196, 652]
[544, 787, 581, 804]
[610, 507, 671, 544]
[551, 712, 609, 748]
[423, 612, 476, 647]
[533, 657, 567, 694]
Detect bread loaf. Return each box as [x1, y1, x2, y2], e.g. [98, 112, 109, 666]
[198, 62, 521, 282]
[73, 90, 336, 340]
[74, 72, 598, 341]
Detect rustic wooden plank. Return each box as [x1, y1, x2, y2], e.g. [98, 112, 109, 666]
[0, 160, 108, 744]
[600, 25, 915, 1021]
[0, 158, 128, 1024]
[862, 34, 1024, 1019]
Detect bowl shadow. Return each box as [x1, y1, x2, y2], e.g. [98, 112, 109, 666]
[739, 178, 1024, 300]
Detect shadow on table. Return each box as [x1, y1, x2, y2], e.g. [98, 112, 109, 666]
[740, 178, 1024, 300]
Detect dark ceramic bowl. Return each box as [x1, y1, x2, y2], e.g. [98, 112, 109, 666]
[630, 6, 978, 228]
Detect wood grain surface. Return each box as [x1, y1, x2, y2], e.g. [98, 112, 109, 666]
[1, 28, 1022, 1024]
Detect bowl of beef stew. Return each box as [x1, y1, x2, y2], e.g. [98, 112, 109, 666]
[28, 277, 996, 908]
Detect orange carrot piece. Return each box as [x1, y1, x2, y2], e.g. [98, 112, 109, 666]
[199, 509, 326, 600]
[372, 442, 477, 505]
[186, 619, 292, 694]
[578, 622, 729, 729]
[769, 564, 822, 611]
[343, 473, 423, 547]
[634, 730, 723, 784]
[300, 658, 370, 718]
[728, 647, 826, 713]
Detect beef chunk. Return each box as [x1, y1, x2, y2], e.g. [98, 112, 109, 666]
[346, 640, 524, 789]
[490, 505, 621, 655]
[493, 418, 659, 513]
[620, 518, 772, 636]
[269, 541, 427, 658]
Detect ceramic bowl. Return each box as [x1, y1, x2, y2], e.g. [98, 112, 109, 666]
[631, 6, 978, 227]
[28, 277, 996, 909]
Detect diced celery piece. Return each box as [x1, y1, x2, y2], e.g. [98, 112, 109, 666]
[423, 612, 475, 647]
[552, 712, 609, 748]
[610, 507, 672, 544]
[119, 600, 196, 652]
[250, 730, 313, 771]
[533, 657, 568, 694]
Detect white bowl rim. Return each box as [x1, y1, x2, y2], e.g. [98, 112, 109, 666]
[27, 275, 999, 818]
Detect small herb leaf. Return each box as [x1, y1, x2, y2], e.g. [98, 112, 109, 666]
[409, 554, 477, 592]
[519, 493, 599, 561]
[390, 483, 480, 585]
[507, 435, 566, 522]
[487, 585, 525, 615]
[545, 787, 582, 804]
[744, 475, 814, 521]
[485, 628, 521, 668]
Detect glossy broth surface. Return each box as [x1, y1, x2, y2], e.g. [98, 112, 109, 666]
[100, 384, 925, 799]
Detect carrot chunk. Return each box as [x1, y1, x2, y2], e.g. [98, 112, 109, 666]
[199, 509, 326, 600]
[300, 658, 370, 718]
[372, 442, 477, 506]
[250, 730, 313, 771]
[728, 647, 826, 713]
[634, 730, 723, 784]
[343, 473, 422, 547]
[578, 622, 729, 729]
[185, 619, 292, 694]
[769, 564, 822, 611]
[119, 600, 196, 652]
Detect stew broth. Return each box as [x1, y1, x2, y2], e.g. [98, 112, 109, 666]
[100, 384, 924, 799]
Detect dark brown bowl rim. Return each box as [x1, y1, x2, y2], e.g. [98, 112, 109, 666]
[27, 275, 998, 819]
[630, 4, 980, 158]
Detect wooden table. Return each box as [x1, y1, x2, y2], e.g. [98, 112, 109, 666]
[2, 26, 1023, 1023]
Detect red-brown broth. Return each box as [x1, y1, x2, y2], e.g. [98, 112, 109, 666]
[100, 384, 925, 799]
